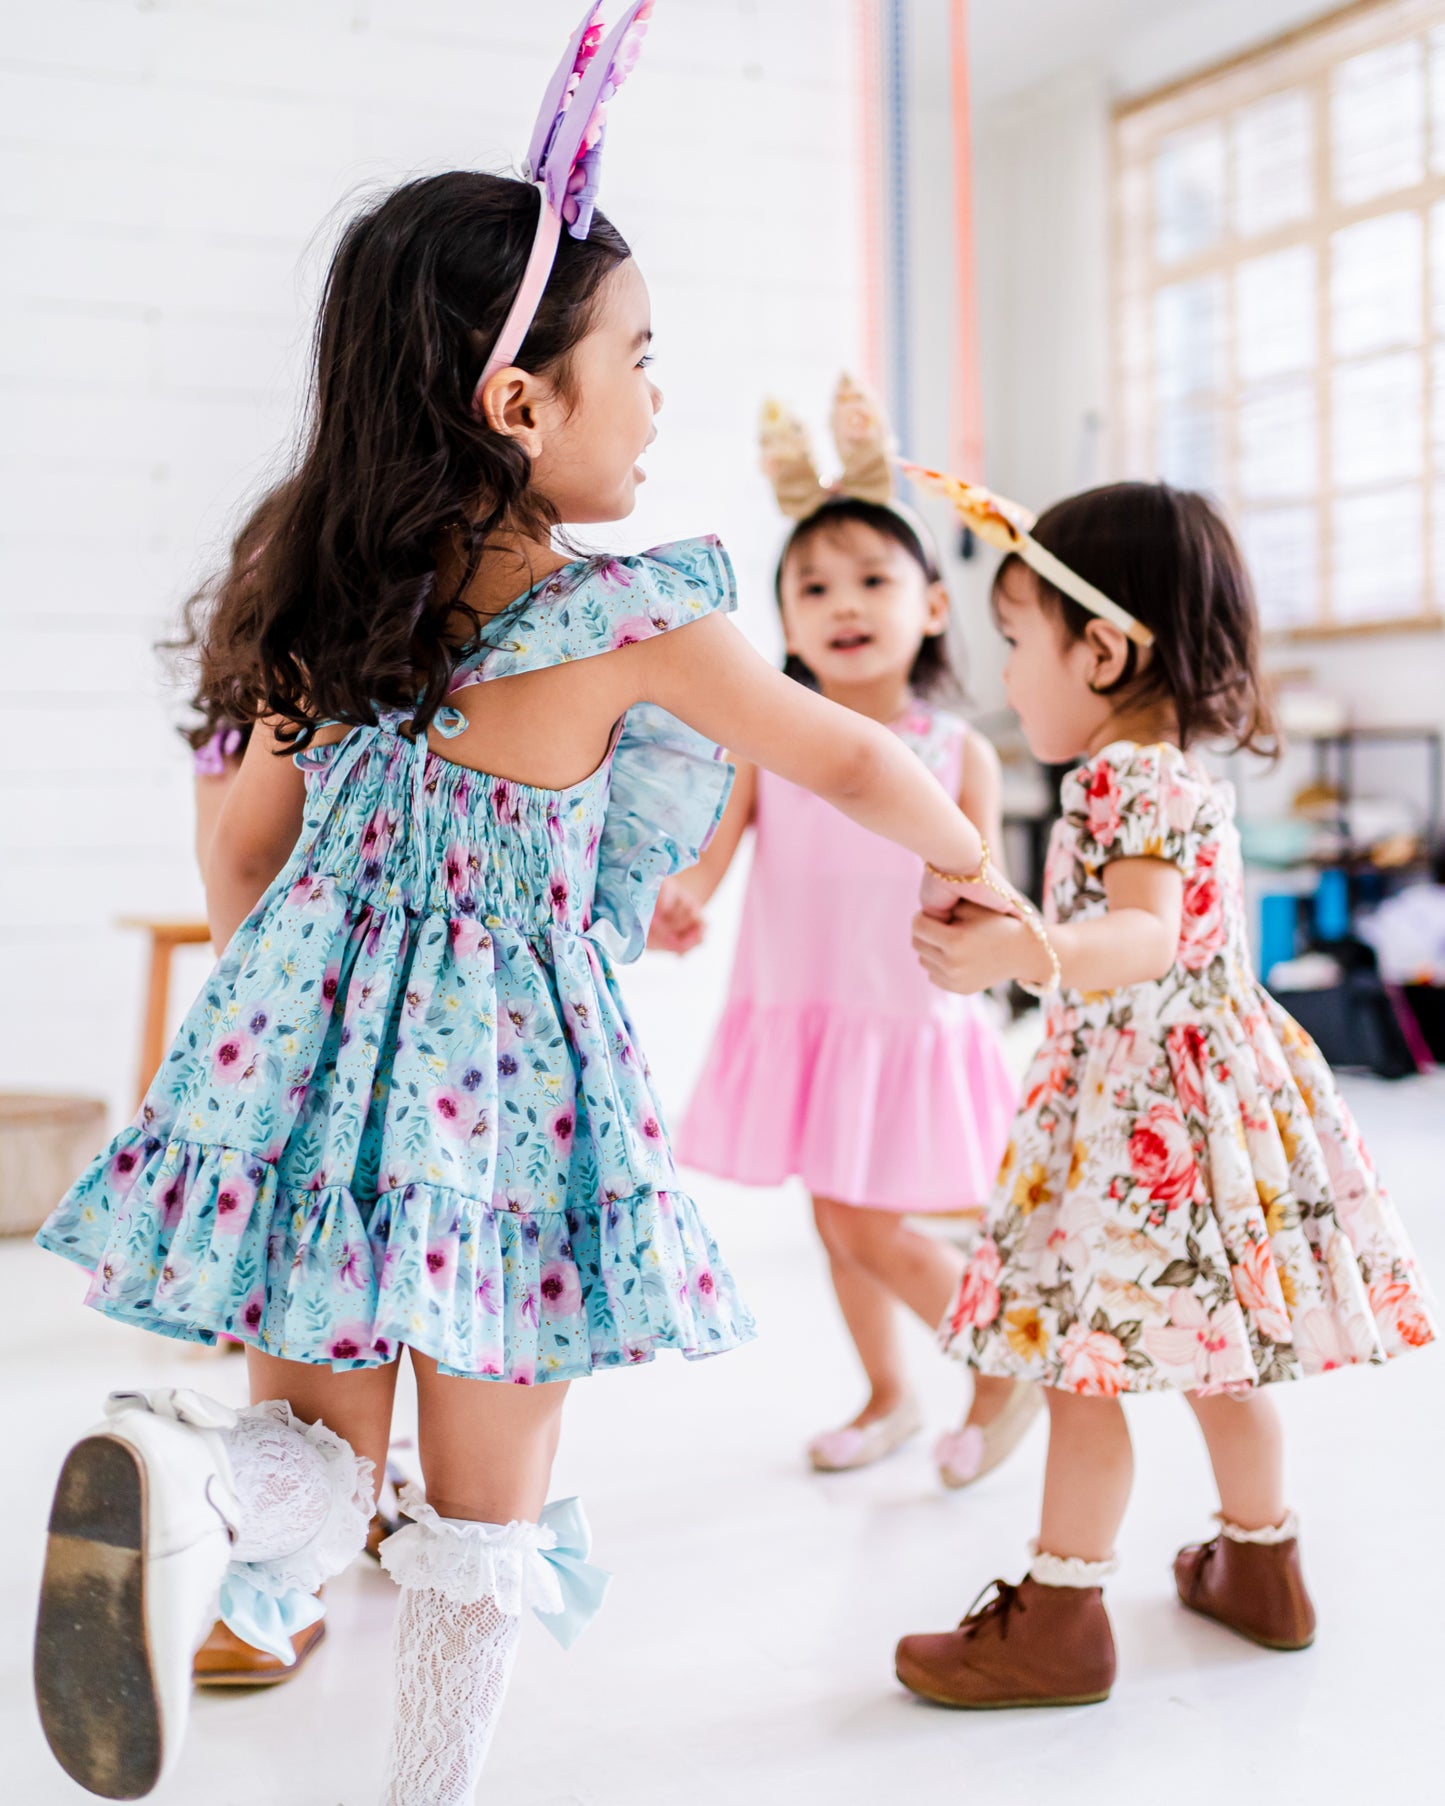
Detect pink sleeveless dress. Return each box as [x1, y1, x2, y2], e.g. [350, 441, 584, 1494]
[679, 700, 1017, 1212]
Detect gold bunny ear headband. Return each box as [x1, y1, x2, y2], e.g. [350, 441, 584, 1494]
[760, 376, 947, 577]
[901, 461, 1155, 649]
[761, 373, 911, 518]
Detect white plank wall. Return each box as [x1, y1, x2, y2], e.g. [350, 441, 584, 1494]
[0, 0, 864, 1122]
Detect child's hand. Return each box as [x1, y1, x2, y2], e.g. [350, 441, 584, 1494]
[912, 903, 1048, 994]
[648, 878, 706, 955]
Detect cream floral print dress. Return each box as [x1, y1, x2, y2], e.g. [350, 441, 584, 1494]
[943, 740, 1436, 1395]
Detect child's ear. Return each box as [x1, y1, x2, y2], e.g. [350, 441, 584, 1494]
[1083, 618, 1131, 691]
[923, 579, 951, 637]
[478, 367, 546, 458]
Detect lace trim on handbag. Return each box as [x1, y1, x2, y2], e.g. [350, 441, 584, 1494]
[378, 1484, 561, 1617]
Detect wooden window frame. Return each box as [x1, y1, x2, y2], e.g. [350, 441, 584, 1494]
[1112, 0, 1445, 639]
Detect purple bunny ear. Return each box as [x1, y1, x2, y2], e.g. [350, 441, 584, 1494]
[524, 5, 608, 178]
[533, 0, 654, 240]
[476, 1, 655, 396]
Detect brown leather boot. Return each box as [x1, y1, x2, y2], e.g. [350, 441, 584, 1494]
[895, 1577, 1116, 1708]
[1174, 1527, 1316, 1650]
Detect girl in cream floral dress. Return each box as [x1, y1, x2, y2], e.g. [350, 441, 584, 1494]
[892, 478, 1435, 1712]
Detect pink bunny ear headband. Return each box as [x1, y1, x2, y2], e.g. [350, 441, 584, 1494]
[475, 0, 654, 404]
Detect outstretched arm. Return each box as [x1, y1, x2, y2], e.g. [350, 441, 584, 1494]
[637, 615, 991, 892]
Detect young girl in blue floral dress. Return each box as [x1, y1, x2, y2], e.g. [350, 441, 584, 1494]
[30, 9, 1014, 1802]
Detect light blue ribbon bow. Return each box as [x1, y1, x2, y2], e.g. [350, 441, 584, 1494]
[531, 1495, 611, 1650]
[218, 1575, 325, 1666]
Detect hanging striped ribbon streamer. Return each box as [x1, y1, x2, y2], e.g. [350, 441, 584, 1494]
[853, 0, 885, 397]
[881, 0, 913, 458]
[949, 0, 984, 478]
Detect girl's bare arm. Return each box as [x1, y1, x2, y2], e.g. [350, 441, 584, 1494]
[635, 617, 987, 882]
[671, 760, 756, 906]
[956, 727, 1005, 877]
[204, 722, 312, 950]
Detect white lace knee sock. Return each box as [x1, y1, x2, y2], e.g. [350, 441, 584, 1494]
[378, 1493, 566, 1806]
[382, 1585, 522, 1806]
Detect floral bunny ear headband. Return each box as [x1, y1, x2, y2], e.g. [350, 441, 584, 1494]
[761, 374, 944, 564]
[475, 0, 654, 401]
[901, 461, 1155, 649]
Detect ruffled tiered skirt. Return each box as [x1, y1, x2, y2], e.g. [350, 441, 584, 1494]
[40, 865, 753, 1383]
[679, 997, 1016, 1212]
[943, 985, 1436, 1392]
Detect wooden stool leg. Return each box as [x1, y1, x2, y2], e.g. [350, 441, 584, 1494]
[136, 934, 174, 1111]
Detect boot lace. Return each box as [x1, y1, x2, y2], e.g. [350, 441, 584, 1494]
[959, 1578, 1027, 1641]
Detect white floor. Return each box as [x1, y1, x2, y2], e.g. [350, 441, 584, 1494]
[3, 1071, 1442, 1805]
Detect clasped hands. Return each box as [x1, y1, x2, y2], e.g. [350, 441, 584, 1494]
[914, 867, 1051, 996]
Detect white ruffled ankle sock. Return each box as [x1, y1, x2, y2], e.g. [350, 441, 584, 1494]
[1028, 1546, 1118, 1588]
[1218, 1509, 1299, 1545]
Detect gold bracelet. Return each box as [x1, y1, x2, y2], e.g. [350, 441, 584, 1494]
[925, 837, 995, 891]
[926, 840, 1062, 998]
[1014, 902, 1062, 999]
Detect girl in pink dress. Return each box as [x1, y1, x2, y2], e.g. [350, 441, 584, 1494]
[655, 389, 1037, 1481]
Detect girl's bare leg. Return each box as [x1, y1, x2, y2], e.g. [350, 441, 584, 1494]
[813, 1196, 911, 1424]
[245, 1347, 401, 1482]
[1185, 1390, 1287, 1531]
[813, 1196, 1016, 1428]
[1037, 1390, 1133, 1562]
[410, 1354, 569, 1521]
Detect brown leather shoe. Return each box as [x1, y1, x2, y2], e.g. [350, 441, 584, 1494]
[896, 1577, 1116, 1708]
[192, 1616, 326, 1687]
[1174, 1530, 1316, 1651]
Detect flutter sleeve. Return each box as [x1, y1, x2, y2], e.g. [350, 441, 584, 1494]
[588, 537, 738, 963]
[1065, 741, 1210, 877]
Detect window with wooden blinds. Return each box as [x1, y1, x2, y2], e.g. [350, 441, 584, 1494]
[1114, 0, 1445, 636]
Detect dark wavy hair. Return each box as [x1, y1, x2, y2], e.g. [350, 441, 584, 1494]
[167, 479, 297, 755]
[775, 495, 961, 701]
[190, 171, 631, 745]
[996, 482, 1278, 757]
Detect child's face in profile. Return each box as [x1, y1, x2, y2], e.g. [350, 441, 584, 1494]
[528, 257, 662, 525]
[779, 519, 947, 697]
[994, 563, 1114, 764]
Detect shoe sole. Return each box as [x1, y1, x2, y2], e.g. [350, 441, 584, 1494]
[35, 1434, 163, 1801]
[897, 1667, 1111, 1709]
[1176, 1596, 1316, 1652]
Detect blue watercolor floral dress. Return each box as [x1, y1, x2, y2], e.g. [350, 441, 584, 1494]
[39, 538, 755, 1384]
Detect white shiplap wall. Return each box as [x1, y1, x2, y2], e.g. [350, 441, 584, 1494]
[0, 0, 864, 1122]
